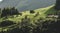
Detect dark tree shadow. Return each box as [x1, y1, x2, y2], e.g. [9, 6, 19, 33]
[0, 20, 16, 27]
[42, 20, 60, 33]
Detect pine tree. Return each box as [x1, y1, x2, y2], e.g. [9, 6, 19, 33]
[55, 0, 60, 10]
[0, 8, 1, 18]
[1, 7, 19, 17]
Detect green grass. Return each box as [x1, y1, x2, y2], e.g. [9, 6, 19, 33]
[0, 5, 58, 32]
[0, 5, 57, 23]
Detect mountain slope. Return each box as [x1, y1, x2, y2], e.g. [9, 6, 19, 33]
[0, 0, 56, 11]
[0, 5, 57, 23]
[0, 5, 59, 33]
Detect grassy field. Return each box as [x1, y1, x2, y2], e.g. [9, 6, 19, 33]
[0, 5, 58, 33]
[0, 5, 57, 22]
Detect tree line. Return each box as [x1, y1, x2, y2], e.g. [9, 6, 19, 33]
[0, 7, 19, 18]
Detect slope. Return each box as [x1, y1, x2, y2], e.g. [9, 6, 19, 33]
[0, 5, 58, 32]
[0, 0, 55, 11]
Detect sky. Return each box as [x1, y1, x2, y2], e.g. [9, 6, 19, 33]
[0, 0, 3, 2]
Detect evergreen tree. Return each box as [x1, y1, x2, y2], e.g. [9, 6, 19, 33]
[10, 7, 19, 15]
[1, 7, 19, 17]
[55, 0, 60, 10]
[0, 8, 1, 18]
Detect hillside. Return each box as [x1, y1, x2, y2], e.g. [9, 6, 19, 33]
[0, 5, 56, 23]
[0, 5, 60, 33]
[0, 0, 55, 11]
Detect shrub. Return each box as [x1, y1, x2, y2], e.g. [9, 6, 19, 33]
[34, 12, 39, 17]
[0, 20, 16, 27]
[19, 13, 22, 16]
[8, 27, 21, 33]
[30, 10, 35, 13]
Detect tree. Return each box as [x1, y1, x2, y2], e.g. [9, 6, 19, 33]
[1, 7, 19, 17]
[1, 8, 8, 17]
[55, 0, 60, 10]
[0, 8, 1, 13]
[0, 8, 1, 18]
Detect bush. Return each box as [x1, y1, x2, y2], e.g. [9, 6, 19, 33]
[8, 27, 21, 33]
[30, 10, 35, 13]
[34, 12, 39, 17]
[0, 20, 16, 27]
[40, 20, 60, 33]
[19, 13, 22, 16]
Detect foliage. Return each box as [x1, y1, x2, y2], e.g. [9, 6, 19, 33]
[55, 0, 60, 10]
[1, 7, 19, 17]
[30, 10, 35, 14]
[0, 20, 16, 27]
